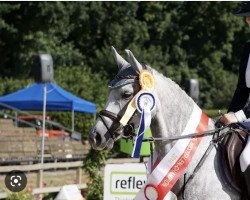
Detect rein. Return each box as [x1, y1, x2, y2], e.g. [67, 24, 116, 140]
[140, 125, 229, 143]
[176, 124, 240, 199]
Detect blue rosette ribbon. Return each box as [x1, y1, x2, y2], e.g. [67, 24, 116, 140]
[131, 92, 155, 158]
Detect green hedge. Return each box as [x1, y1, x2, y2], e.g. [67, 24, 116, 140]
[6, 190, 34, 200]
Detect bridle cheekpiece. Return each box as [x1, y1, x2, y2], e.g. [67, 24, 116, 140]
[98, 69, 155, 141]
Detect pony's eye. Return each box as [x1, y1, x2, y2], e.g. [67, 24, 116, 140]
[122, 91, 133, 99]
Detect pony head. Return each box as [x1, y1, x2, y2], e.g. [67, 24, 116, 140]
[89, 47, 156, 150]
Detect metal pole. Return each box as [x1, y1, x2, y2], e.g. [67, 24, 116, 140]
[72, 109, 74, 132]
[15, 111, 18, 127]
[41, 82, 47, 164]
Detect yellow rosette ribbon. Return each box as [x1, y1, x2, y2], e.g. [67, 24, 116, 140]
[139, 70, 155, 91]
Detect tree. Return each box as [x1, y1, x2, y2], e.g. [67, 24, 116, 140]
[0, 2, 83, 77]
[0, 1, 248, 110]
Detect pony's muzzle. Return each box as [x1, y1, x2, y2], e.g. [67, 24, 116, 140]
[89, 128, 114, 150]
[89, 130, 102, 150]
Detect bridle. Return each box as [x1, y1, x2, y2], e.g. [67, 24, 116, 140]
[98, 71, 226, 143]
[98, 110, 124, 141]
[97, 69, 235, 145]
[98, 75, 139, 141]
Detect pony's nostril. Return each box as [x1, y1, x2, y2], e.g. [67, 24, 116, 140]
[89, 134, 95, 144]
[95, 132, 102, 146]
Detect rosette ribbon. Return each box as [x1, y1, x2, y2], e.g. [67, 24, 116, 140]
[131, 92, 155, 158]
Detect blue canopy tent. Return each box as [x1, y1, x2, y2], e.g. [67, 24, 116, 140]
[0, 82, 96, 135]
[0, 82, 96, 113]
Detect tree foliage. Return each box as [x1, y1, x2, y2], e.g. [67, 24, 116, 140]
[0, 2, 247, 110]
[6, 190, 34, 200]
[83, 149, 109, 200]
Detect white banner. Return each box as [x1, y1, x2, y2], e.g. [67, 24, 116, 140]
[104, 163, 147, 200]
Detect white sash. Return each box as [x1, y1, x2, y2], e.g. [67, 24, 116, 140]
[134, 104, 209, 200]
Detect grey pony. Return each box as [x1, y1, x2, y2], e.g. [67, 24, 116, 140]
[89, 47, 240, 200]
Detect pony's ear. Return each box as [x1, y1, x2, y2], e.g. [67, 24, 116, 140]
[125, 49, 143, 73]
[111, 46, 129, 70]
